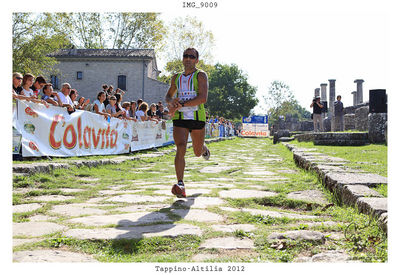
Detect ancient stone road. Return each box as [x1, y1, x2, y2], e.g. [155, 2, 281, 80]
[12, 138, 384, 262]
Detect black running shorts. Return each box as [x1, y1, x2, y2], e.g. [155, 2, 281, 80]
[173, 119, 205, 132]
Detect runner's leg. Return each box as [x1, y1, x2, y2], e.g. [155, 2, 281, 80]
[190, 127, 206, 157]
[173, 126, 190, 181]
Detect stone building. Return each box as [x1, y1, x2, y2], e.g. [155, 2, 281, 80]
[46, 49, 169, 104]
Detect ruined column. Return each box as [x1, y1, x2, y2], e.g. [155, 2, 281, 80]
[314, 88, 320, 98]
[320, 84, 327, 102]
[352, 91, 357, 106]
[320, 83, 328, 118]
[329, 79, 336, 131]
[354, 79, 364, 104]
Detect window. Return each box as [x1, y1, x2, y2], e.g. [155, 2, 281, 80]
[118, 75, 127, 90]
[77, 71, 83, 80]
[50, 75, 59, 89]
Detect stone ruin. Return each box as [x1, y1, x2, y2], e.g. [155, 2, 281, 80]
[272, 79, 388, 144]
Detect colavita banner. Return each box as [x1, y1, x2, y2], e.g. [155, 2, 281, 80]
[240, 115, 269, 137]
[13, 100, 232, 157]
[15, 100, 132, 157]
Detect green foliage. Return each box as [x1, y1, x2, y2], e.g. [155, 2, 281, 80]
[263, 80, 311, 125]
[163, 16, 215, 63]
[12, 12, 166, 76]
[207, 63, 258, 119]
[158, 59, 214, 84]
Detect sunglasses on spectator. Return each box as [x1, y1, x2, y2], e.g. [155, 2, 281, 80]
[183, 54, 197, 59]
[16, 77, 23, 80]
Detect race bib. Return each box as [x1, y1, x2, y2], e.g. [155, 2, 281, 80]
[178, 90, 198, 112]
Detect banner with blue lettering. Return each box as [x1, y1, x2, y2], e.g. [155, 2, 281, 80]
[242, 115, 268, 124]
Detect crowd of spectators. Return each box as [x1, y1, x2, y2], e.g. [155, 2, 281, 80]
[12, 73, 171, 123]
[12, 73, 234, 136]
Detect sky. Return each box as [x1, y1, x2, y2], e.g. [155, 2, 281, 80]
[160, 10, 388, 114]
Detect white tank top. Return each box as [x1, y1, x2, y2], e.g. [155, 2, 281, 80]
[177, 72, 198, 120]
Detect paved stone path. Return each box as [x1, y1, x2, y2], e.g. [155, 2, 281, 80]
[12, 138, 382, 262]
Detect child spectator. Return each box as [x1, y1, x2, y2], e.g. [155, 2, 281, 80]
[106, 96, 124, 118]
[76, 96, 91, 110]
[92, 91, 111, 120]
[41, 84, 59, 106]
[30, 76, 47, 98]
[21, 73, 35, 97]
[69, 89, 79, 107]
[129, 101, 137, 119]
[122, 102, 137, 121]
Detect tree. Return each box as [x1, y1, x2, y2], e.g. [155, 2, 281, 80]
[12, 12, 166, 76]
[42, 12, 166, 50]
[12, 13, 71, 75]
[163, 16, 215, 63]
[159, 16, 215, 80]
[263, 80, 311, 125]
[207, 63, 258, 120]
[157, 59, 215, 84]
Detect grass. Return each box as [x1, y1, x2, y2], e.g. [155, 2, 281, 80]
[12, 137, 387, 263]
[289, 140, 387, 177]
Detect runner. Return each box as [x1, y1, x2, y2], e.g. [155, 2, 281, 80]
[165, 48, 210, 198]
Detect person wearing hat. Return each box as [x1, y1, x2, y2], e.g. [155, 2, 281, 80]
[310, 96, 324, 132]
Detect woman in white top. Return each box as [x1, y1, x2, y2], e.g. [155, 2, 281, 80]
[92, 91, 111, 120]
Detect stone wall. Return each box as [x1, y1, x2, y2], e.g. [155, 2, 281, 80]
[355, 106, 369, 131]
[344, 114, 355, 130]
[48, 59, 169, 104]
[368, 113, 387, 143]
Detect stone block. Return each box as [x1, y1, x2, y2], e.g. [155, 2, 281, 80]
[344, 114, 355, 130]
[324, 172, 387, 191]
[267, 230, 325, 243]
[338, 184, 383, 205]
[355, 106, 369, 131]
[356, 197, 387, 217]
[368, 113, 387, 143]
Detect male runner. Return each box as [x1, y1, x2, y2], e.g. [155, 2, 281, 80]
[165, 48, 210, 198]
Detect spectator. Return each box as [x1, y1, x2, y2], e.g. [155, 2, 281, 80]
[114, 93, 124, 117]
[129, 101, 137, 119]
[136, 99, 143, 110]
[136, 102, 148, 121]
[30, 75, 47, 99]
[102, 84, 108, 93]
[107, 85, 114, 95]
[310, 96, 324, 132]
[12, 72, 23, 95]
[106, 96, 124, 118]
[156, 101, 163, 110]
[92, 91, 111, 119]
[76, 96, 91, 110]
[147, 103, 159, 119]
[69, 89, 79, 107]
[115, 88, 126, 96]
[41, 84, 59, 106]
[156, 104, 164, 119]
[334, 95, 344, 131]
[21, 73, 35, 97]
[121, 102, 137, 121]
[57, 83, 75, 113]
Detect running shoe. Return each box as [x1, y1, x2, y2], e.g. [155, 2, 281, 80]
[202, 146, 210, 160]
[171, 181, 186, 198]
